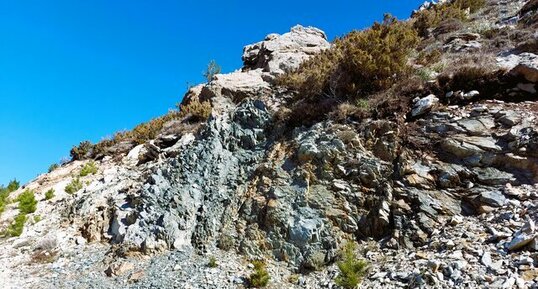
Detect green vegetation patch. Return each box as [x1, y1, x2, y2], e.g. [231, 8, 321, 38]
[79, 161, 98, 177]
[334, 242, 369, 289]
[278, 15, 419, 100]
[249, 260, 270, 288]
[16, 189, 37, 214]
[45, 189, 55, 200]
[65, 177, 83, 194]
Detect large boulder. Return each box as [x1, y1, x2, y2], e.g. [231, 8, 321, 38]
[242, 25, 330, 76]
[497, 52, 538, 82]
[200, 70, 272, 102]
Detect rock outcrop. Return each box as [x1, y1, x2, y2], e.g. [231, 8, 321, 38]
[1, 1, 538, 288]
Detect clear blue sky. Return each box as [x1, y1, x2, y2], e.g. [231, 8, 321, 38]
[0, 0, 423, 185]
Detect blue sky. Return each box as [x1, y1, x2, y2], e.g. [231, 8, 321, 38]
[0, 0, 424, 185]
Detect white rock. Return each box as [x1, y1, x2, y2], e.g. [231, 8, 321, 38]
[411, 94, 439, 117]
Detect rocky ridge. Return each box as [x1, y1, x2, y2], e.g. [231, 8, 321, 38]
[1, 1, 538, 288]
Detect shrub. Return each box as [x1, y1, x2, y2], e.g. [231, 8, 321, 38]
[453, 0, 486, 13]
[203, 60, 222, 82]
[45, 189, 55, 200]
[16, 189, 37, 215]
[249, 260, 270, 288]
[438, 65, 490, 92]
[334, 242, 369, 289]
[70, 141, 93, 161]
[48, 163, 59, 173]
[278, 15, 419, 100]
[7, 179, 20, 192]
[288, 274, 299, 284]
[307, 251, 326, 271]
[416, 49, 442, 66]
[217, 233, 235, 251]
[6, 214, 26, 237]
[0, 180, 19, 215]
[178, 99, 212, 122]
[79, 161, 98, 177]
[33, 215, 41, 223]
[65, 177, 83, 194]
[207, 256, 218, 268]
[31, 249, 58, 263]
[116, 111, 182, 145]
[413, 3, 468, 37]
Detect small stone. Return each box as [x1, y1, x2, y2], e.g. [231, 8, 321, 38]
[450, 215, 463, 226]
[481, 252, 493, 268]
[508, 220, 537, 251]
[105, 262, 134, 277]
[427, 260, 442, 272]
[128, 270, 145, 283]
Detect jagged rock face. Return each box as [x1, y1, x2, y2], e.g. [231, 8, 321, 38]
[5, 2, 538, 287]
[79, 99, 272, 253]
[242, 25, 330, 76]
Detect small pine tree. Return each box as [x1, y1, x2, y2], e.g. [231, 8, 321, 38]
[203, 60, 221, 82]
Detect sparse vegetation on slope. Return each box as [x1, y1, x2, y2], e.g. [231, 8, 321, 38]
[0, 180, 20, 216]
[2, 189, 38, 237]
[178, 99, 212, 122]
[412, 0, 485, 37]
[278, 15, 419, 100]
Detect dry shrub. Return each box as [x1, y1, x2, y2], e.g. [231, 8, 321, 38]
[453, 0, 486, 13]
[70, 141, 93, 161]
[413, 4, 468, 37]
[436, 65, 514, 101]
[31, 249, 58, 264]
[432, 18, 465, 36]
[416, 48, 442, 66]
[369, 75, 428, 119]
[278, 15, 419, 101]
[328, 102, 369, 123]
[178, 99, 212, 122]
[438, 66, 490, 91]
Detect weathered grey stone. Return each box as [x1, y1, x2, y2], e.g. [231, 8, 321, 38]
[242, 25, 330, 76]
[411, 95, 439, 117]
[497, 52, 538, 82]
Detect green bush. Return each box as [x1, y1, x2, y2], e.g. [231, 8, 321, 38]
[249, 260, 270, 288]
[7, 180, 20, 192]
[70, 141, 93, 161]
[0, 180, 19, 215]
[65, 177, 83, 194]
[278, 15, 419, 100]
[79, 161, 98, 177]
[45, 189, 55, 200]
[16, 189, 37, 215]
[334, 242, 369, 289]
[48, 163, 60, 173]
[203, 60, 221, 82]
[207, 256, 218, 268]
[33, 215, 41, 223]
[6, 214, 26, 237]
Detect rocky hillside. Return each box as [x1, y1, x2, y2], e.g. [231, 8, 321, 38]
[1, 0, 538, 288]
